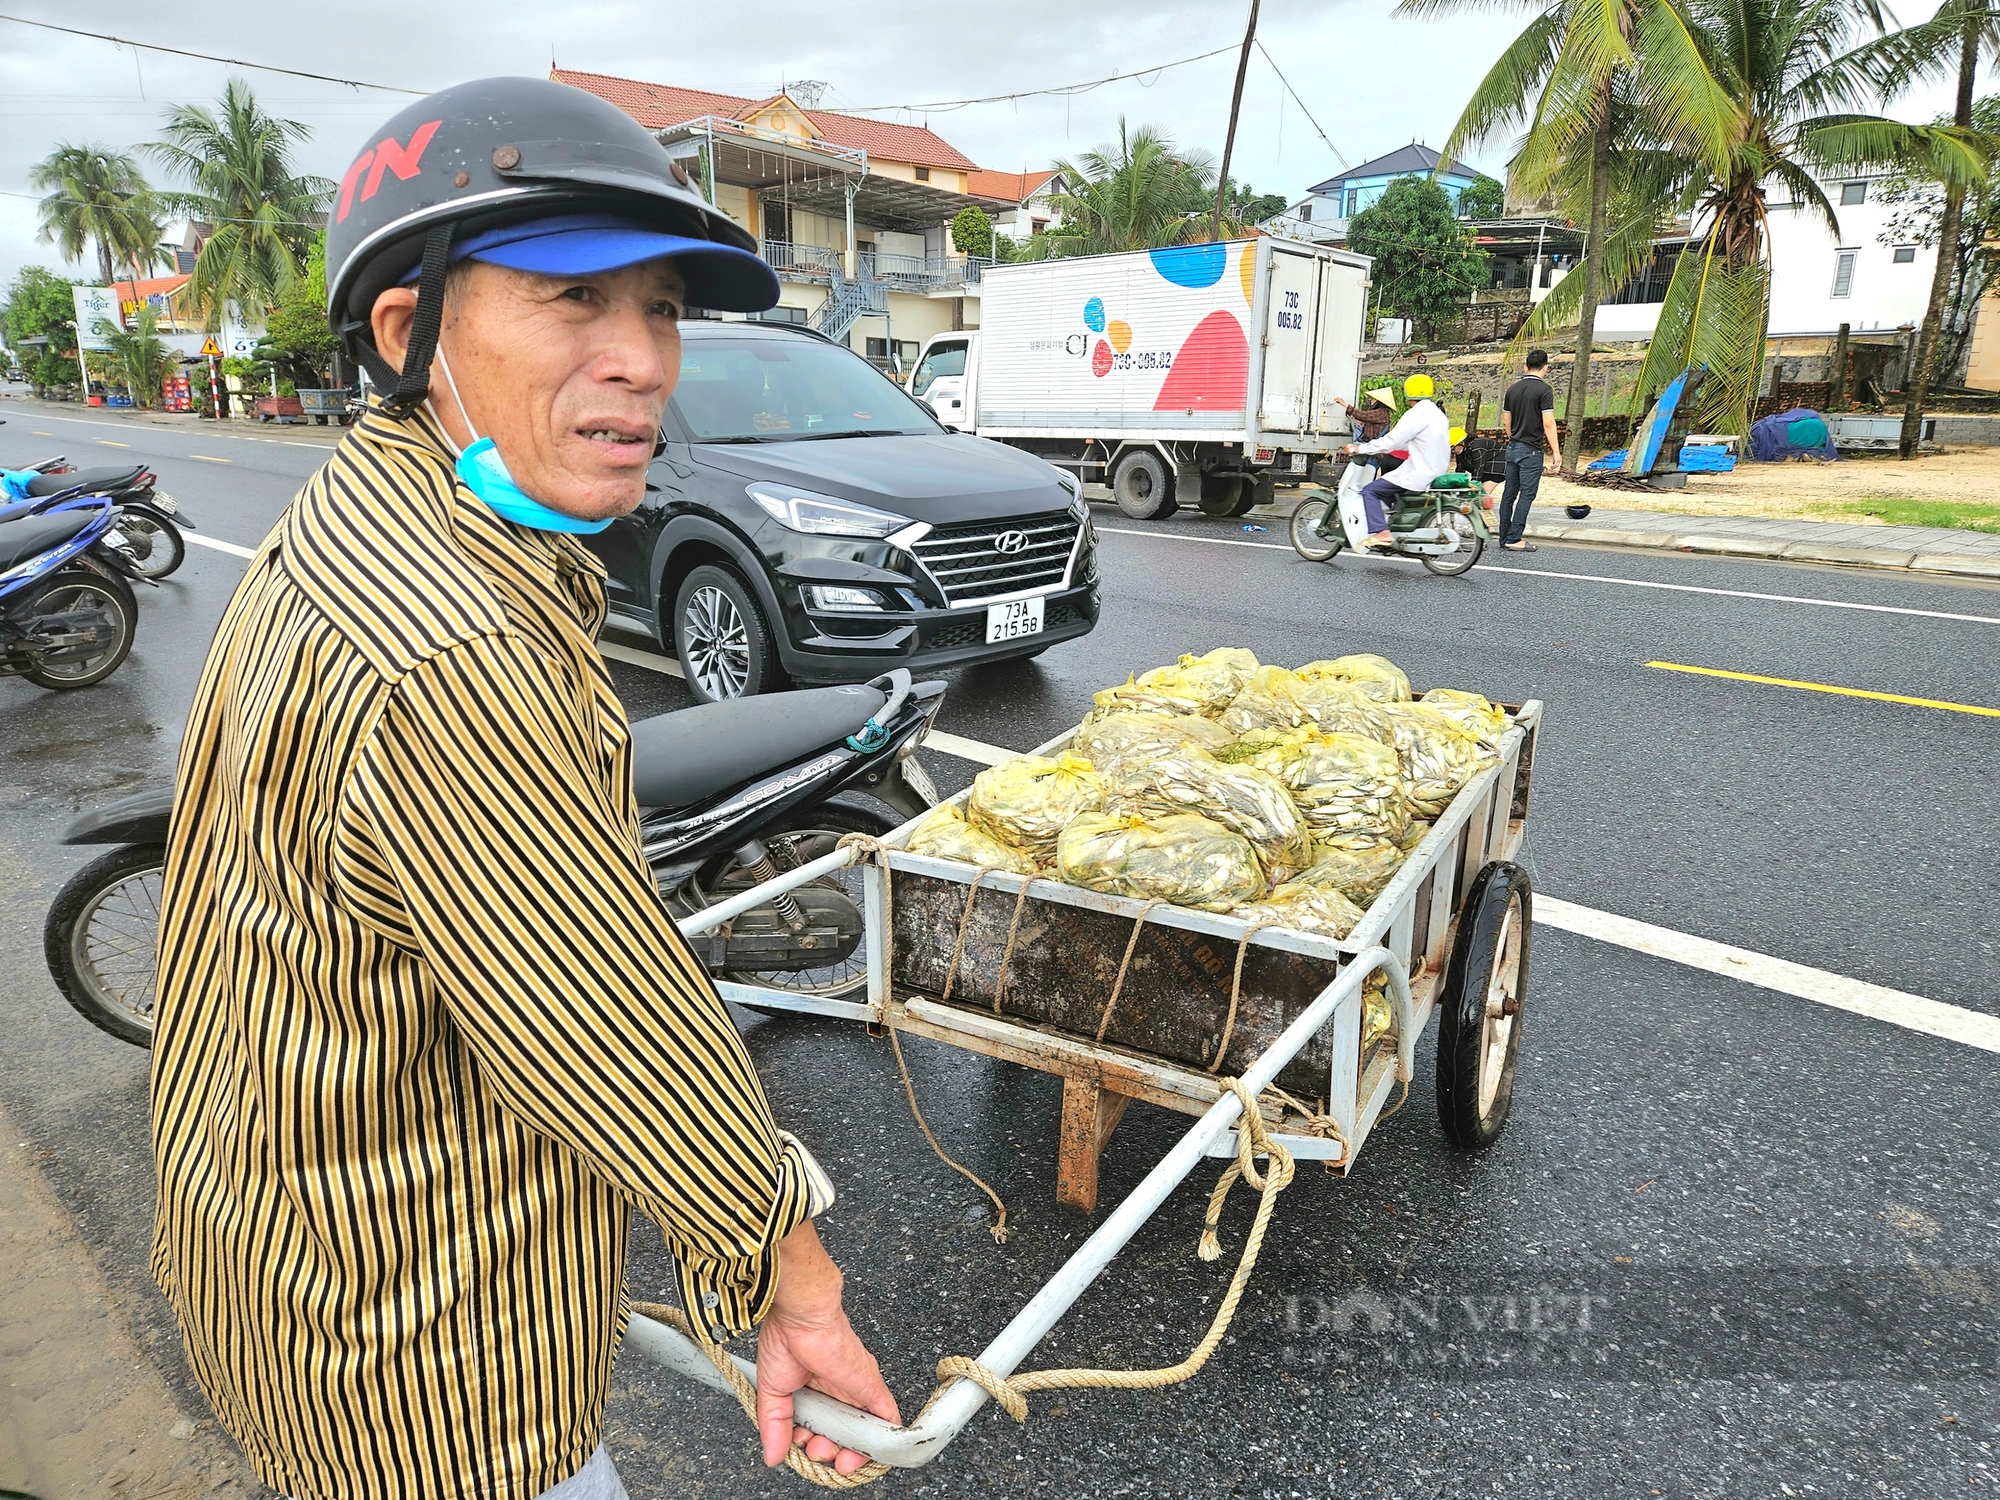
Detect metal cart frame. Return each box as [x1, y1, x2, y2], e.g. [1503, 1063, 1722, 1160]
[627, 701, 1544, 1469]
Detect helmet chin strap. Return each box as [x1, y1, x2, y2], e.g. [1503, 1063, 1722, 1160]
[355, 222, 454, 420]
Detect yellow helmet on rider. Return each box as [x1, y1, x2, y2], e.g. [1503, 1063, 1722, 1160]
[1405, 373, 1435, 400]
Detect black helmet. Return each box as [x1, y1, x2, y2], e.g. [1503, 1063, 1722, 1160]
[326, 75, 775, 416]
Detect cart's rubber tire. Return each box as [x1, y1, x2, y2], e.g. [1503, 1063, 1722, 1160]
[1111, 450, 1176, 520]
[1420, 507, 1485, 577]
[1196, 473, 1247, 517]
[1289, 497, 1342, 562]
[1436, 861, 1530, 1150]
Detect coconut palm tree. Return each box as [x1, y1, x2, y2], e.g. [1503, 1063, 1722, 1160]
[29, 144, 167, 288]
[96, 306, 174, 410]
[1039, 120, 1243, 256]
[1628, 0, 1988, 434]
[145, 78, 333, 327]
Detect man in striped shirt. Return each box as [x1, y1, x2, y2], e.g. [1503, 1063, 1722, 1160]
[151, 79, 897, 1500]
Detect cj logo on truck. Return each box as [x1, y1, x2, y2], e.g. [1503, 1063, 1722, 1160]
[1063, 246, 1253, 411]
[993, 530, 1030, 555]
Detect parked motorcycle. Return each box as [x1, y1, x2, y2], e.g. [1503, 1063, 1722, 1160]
[10, 464, 190, 580]
[1288, 455, 1487, 576]
[44, 670, 944, 1046]
[1, 484, 148, 691]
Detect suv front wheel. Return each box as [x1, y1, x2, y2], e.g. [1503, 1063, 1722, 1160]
[672, 564, 782, 701]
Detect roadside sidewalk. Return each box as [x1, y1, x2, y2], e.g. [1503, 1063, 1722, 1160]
[1519, 504, 2000, 577]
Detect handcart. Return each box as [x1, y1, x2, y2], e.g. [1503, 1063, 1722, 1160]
[629, 698, 1545, 1472]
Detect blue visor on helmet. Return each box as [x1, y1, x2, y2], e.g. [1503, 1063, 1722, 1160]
[401, 211, 778, 312]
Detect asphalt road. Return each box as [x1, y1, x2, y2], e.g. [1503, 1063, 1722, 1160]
[2, 396, 1995, 1499]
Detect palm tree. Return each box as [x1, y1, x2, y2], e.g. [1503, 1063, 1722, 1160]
[96, 306, 174, 410]
[1629, 0, 1987, 435]
[1039, 120, 1243, 256]
[145, 78, 334, 327]
[30, 144, 166, 287]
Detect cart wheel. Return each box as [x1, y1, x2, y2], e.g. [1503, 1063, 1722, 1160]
[1436, 861, 1530, 1150]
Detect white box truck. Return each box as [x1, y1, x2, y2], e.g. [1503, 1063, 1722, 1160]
[905, 237, 1372, 519]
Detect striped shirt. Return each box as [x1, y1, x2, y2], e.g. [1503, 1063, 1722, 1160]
[151, 402, 833, 1500]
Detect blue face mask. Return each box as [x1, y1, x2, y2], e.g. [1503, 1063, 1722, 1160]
[454, 438, 613, 535]
[433, 341, 614, 535]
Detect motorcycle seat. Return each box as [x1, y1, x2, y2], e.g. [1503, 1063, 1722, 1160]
[22, 465, 145, 497]
[0, 510, 94, 572]
[629, 681, 889, 811]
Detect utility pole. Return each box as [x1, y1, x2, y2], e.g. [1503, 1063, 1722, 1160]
[1213, 0, 1261, 244]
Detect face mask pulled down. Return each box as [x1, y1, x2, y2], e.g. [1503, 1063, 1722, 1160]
[431, 342, 615, 535]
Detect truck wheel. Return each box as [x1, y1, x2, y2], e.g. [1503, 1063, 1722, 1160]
[1436, 862, 1530, 1150]
[1197, 473, 1247, 517]
[1112, 450, 1176, 520]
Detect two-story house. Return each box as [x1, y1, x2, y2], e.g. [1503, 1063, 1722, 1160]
[1277, 144, 1485, 241]
[558, 69, 1033, 370]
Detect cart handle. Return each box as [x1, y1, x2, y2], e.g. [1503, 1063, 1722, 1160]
[625, 945, 1412, 1470]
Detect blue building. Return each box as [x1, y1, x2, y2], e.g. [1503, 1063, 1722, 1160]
[1284, 144, 1484, 238]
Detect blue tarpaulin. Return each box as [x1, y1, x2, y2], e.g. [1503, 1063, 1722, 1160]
[1749, 408, 1840, 462]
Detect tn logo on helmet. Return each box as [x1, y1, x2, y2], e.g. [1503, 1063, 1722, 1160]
[336, 120, 444, 224]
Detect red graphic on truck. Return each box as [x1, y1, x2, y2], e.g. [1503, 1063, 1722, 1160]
[1152, 310, 1248, 411]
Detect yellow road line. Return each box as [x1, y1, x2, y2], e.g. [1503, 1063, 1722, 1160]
[1647, 660, 2000, 718]
[31, 430, 54, 436]
[96, 439, 128, 447]
[189, 453, 231, 463]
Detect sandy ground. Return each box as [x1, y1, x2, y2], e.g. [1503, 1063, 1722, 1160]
[1544, 447, 2000, 520]
[0, 1112, 263, 1499]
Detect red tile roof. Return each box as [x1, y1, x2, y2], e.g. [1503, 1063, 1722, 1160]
[113, 274, 192, 299]
[553, 69, 980, 172]
[964, 169, 1061, 203]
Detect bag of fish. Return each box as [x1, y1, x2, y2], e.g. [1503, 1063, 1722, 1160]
[1216, 665, 1321, 735]
[1294, 653, 1412, 703]
[1057, 811, 1266, 910]
[904, 802, 1039, 875]
[1295, 839, 1407, 908]
[1418, 687, 1510, 755]
[1084, 647, 1261, 723]
[1230, 880, 1366, 940]
[1072, 710, 1233, 775]
[1375, 702, 1496, 819]
[966, 752, 1107, 862]
[1221, 726, 1410, 846]
[1107, 746, 1316, 883]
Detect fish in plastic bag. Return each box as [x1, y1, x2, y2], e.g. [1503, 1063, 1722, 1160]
[1057, 811, 1266, 911]
[1420, 687, 1510, 754]
[1231, 880, 1365, 940]
[1399, 818, 1433, 853]
[1362, 972, 1395, 1053]
[1223, 726, 1409, 844]
[1107, 746, 1316, 883]
[1216, 666, 1320, 735]
[1377, 702, 1497, 819]
[1296, 839, 1406, 907]
[966, 752, 1107, 860]
[1085, 647, 1261, 722]
[1072, 711, 1233, 774]
[1295, 653, 1412, 703]
[903, 803, 1039, 875]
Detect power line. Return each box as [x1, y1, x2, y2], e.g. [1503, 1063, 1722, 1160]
[845, 44, 1240, 114]
[1254, 40, 1348, 172]
[0, 14, 425, 94]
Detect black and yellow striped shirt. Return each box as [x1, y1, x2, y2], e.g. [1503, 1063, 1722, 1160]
[151, 403, 832, 1500]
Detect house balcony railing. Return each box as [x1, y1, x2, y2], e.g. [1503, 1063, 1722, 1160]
[762, 241, 991, 293]
[761, 240, 847, 282]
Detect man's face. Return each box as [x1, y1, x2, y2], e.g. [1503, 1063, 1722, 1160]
[432, 258, 685, 521]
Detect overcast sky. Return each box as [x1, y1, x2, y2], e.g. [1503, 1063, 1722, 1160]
[0, 0, 1969, 293]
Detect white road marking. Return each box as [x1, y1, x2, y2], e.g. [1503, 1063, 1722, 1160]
[3, 409, 339, 450]
[170, 524, 2000, 1053]
[1094, 524, 2000, 627]
[185, 532, 259, 560]
[1535, 896, 2000, 1056]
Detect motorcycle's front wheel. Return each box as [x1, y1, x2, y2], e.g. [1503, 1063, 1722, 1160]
[119, 511, 186, 580]
[1289, 497, 1343, 562]
[45, 842, 164, 1047]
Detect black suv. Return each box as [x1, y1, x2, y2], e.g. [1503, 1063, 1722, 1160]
[590, 320, 1101, 700]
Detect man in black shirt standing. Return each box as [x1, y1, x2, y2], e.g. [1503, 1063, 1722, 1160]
[1499, 349, 1560, 552]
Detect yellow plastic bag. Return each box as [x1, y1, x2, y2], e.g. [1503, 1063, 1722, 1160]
[1107, 746, 1316, 883]
[903, 803, 1039, 875]
[1399, 818, 1433, 853]
[1232, 880, 1365, 940]
[1420, 687, 1510, 754]
[1377, 702, 1497, 819]
[1362, 972, 1395, 1053]
[1216, 666, 1319, 734]
[1224, 726, 1409, 844]
[1057, 811, 1266, 911]
[1295, 653, 1412, 702]
[1086, 647, 1261, 721]
[966, 752, 1107, 860]
[1072, 711, 1233, 774]
[1296, 839, 1405, 907]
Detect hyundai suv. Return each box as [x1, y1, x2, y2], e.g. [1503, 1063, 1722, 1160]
[589, 320, 1101, 700]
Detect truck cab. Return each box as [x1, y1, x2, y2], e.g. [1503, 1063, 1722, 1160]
[908, 335, 975, 430]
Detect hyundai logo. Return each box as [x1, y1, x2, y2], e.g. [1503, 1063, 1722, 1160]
[994, 530, 1030, 555]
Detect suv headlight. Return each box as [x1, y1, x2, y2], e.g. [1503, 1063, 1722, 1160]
[748, 484, 910, 539]
[1051, 466, 1085, 520]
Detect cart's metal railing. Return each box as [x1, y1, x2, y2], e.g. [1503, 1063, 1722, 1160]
[626, 943, 1412, 1469]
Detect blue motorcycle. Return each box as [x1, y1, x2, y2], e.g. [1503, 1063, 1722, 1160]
[0, 480, 146, 689]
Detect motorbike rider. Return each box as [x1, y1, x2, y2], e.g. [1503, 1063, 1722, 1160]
[149, 78, 897, 1500]
[1340, 373, 1452, 550]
